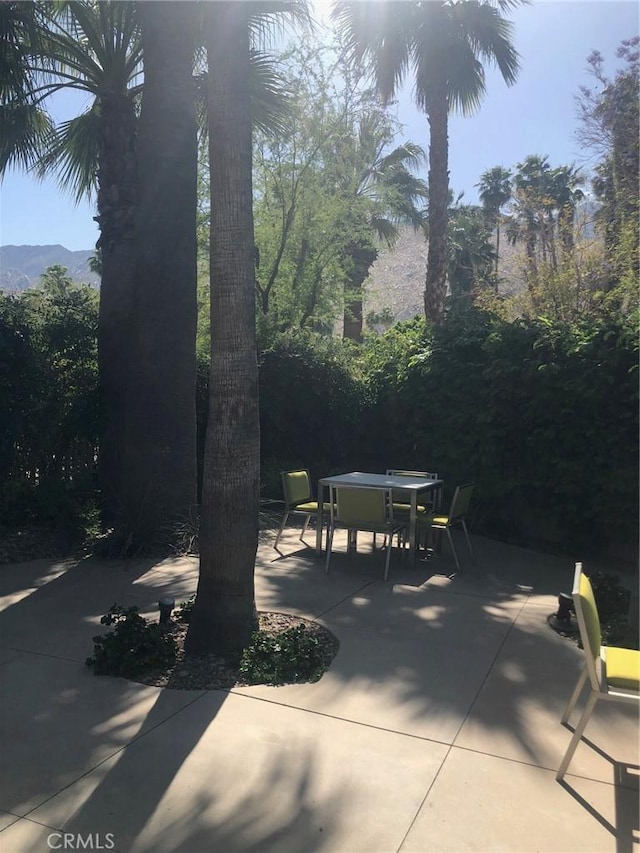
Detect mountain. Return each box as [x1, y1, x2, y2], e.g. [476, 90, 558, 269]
[0, 244, 100, 292]
[363, 225, 525, 325]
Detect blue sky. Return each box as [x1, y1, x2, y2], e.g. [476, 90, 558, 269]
[0, 0, 637, 252]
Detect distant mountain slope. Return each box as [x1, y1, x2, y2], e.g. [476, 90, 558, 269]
[0, 244, 100, 292]
[363, 227, 427, 323]
[363, 225, 525, 324]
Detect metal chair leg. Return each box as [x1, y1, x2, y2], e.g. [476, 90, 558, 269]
[561, 666, 589, 725]
[325, 525, 335, 574]
[300, 513, 311, 541]
[556, 692, 598, 781]
[445, 526, 461, 572]
[384, 535, 393, 581]
[274, 511, 289, 550]
[461, 519, 474, 557]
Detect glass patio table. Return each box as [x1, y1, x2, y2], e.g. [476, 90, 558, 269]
[316, 471, 443, 559]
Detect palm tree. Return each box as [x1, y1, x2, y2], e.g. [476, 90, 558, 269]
[334, 114, 427, 341]
[507, 154, 552, 283]
[333, 0, 521, 324]
[0, 1, 146, 538]
[1, 1, 305, 549]
[130, 1, 199, 546]
[186, 0, 309, 658]
[549, 164, 584, 257]
[447, 202, 496, 306]
[476, 165, 512, 278]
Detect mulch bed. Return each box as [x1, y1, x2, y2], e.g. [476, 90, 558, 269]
[135, 611, 339, 691]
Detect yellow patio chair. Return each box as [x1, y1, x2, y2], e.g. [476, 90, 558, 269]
[556, 562, 640, 781]
[325, 485, 407, 581]
[274, 470, 332, 551]
[386, 468, 442, 514]
[422, 482, 474, 572]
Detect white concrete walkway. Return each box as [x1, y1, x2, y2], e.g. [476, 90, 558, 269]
[0, 531, 637, 852]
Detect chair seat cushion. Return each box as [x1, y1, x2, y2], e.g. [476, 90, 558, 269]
[605, 646, 640, 691]
[392, 503, 431, 516]
[294, 501, 333, 513]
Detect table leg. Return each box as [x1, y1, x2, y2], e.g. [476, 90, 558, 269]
[409, 492, 417, 561]
[316, 482, 324, 554]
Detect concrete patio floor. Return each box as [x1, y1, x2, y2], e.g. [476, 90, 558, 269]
[0, 530, 638, 852]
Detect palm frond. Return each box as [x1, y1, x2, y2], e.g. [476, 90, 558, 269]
[377, 141, 426, 172]
[36, 107, 100, 202]
[247, 1, 311, 49]
[332, 1, 413, 103]
[456, 2, 521, 88]
[37, 2, 142, 95]
[0, 101, 54, 173]
[249, 49, 296, 135]
[369, 215, 400, 248]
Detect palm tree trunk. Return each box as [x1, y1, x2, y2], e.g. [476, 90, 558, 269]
[424, 87, 449, 324]
[186, 1, 259, 658]
[343, 240, 377, 342]
[125, 0, 198, 548]
[559, 203, 575, 257]
[95, 92, 138, 526]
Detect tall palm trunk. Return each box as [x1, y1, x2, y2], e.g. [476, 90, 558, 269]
[95, 92, 138, 525]
[343, 240, 378, 342]
[424, 86, 449, 324]
[186, 1, 260, 658]
[127, 0, 198, 546]
[559, 202, 576, 257]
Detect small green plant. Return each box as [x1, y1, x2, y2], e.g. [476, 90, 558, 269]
[239, 624, 329, 685]
[175, 594, 196, 623]
[86, 604, 177, 678]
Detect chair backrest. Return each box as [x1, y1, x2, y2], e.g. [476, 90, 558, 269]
[572, 563, 602, 690]
[335, 486, 388, 527]
[281, 470, 312, 508]
[448, 483, 474, 520]
[387, 469, 438, 503]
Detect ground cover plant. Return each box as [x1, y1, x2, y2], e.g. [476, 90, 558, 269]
[86, 598, 339, 689]
[86, 604, 178, 679]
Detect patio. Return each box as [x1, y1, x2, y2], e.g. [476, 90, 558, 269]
[0, 530, 638, 852]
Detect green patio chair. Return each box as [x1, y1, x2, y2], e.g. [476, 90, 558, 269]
[556, 563, 640, 781]
[420, 483, 474, 572]
[325, 485, 407, 581]
[386, 468, 442, 514]
[274, 470, 332, 551]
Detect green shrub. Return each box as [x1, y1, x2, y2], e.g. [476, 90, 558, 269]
[86, 604, 177, 678]
[590, 572, 633, 646]
[259, 312, 638, 559]
[258, 330, 368, 487]
[239, 624, 329, 685]
[0, 478, 100, 542]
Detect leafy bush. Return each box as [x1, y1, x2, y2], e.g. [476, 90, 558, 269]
[239, 624, 329, 685]
[86, 604, 177, 678]
[0, 478, 99, 537]
[258, 330, 368, 496]
[0, 269, 100, 542]
[259, 312, 638, 560]
[590, 572, 633, 646]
